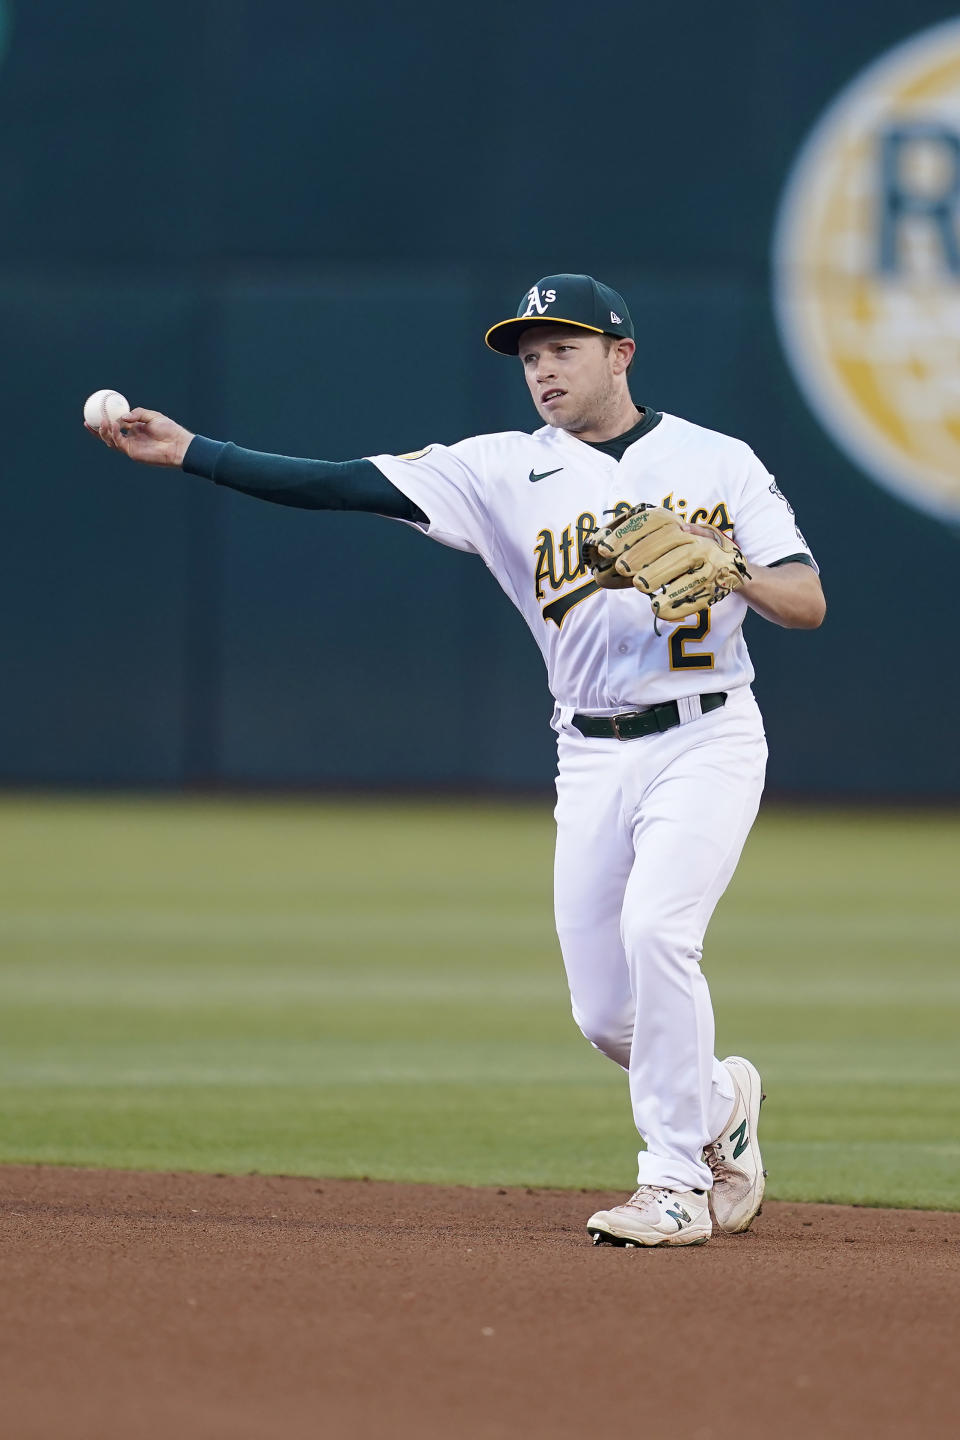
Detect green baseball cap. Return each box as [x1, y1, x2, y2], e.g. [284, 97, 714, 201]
[484, 273, 634, 355]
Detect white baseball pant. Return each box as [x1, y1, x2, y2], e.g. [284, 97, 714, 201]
[553, 685, 767, 1193]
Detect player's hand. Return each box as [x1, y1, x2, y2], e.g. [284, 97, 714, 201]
[86, 408, 195, 468]
[680, 520, 727, 541]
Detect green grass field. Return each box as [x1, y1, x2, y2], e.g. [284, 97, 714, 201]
[0, 797, 957, 1209]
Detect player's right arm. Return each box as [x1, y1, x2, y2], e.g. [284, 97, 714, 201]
[89, 409, 426, 523]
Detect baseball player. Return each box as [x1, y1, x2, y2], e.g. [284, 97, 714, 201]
[88, 273, 824, 1248]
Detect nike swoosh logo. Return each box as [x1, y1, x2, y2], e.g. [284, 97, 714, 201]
[529, 467, 564, 483]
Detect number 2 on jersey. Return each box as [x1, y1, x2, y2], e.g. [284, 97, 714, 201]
[668, 609, 714, 670]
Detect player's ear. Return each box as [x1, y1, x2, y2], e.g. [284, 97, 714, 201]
[611, 338, 635, 376]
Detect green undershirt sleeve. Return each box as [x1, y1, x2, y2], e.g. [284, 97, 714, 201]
[182, 436, 428, 523]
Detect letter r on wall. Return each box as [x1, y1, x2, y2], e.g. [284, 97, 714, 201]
[878, 124, 960, 276]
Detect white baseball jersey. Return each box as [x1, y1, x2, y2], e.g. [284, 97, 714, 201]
[370, 413, 815, 721]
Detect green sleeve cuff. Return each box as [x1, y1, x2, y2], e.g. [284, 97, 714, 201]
[182, 435, 227, 477]
[768, 552, 816, 569]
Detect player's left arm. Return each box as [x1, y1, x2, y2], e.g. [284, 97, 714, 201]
[677, 521, 825, 628]
[736, 556, 825, 629]
[710, 449, 825, 630]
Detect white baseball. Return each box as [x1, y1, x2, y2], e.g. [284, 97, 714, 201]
[83, 389, 130, 430]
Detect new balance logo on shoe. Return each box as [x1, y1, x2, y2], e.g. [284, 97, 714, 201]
[665, 1204, 692, 1228]
[730, 1119, 749, 1160]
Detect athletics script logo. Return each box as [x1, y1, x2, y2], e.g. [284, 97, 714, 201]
[772, 19, 960, 523]
[522, 285, 558, 317]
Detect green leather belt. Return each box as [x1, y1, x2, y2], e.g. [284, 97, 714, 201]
[572, 692, 727, 741]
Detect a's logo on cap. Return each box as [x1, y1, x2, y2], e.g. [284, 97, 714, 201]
[773, 18, 960, 522]
[522, 285, 558, 317]
[610, 311, 623, 324]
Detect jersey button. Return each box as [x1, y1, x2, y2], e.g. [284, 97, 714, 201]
[617, 642, 630, 655]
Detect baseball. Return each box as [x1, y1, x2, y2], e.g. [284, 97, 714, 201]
[83, 389, 130, 430]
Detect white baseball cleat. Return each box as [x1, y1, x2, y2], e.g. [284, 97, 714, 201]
[704, 1055, 766, 1234]
[587, 1185, 712, 1247]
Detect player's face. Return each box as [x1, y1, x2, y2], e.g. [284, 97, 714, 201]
[518, 326, 625, 433]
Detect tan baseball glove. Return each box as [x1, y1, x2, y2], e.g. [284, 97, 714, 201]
[582, 504, 751, 624]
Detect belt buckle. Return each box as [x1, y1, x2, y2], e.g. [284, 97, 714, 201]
[610, 712, 632, 741]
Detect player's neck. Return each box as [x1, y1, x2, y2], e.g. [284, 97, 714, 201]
[564, 398, 643, 444]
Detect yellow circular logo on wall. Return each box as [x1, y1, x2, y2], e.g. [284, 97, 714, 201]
[773, 18, 960, 522]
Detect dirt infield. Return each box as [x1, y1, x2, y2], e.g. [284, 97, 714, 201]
[2, 1166, 958, 1440]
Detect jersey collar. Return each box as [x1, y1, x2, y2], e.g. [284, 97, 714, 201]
[544, 406, 663, 461]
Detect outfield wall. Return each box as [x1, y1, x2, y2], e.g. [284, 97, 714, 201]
[0, 0, 957, 795]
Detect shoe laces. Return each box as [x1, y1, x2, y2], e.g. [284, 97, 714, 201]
[626, 1184, 672, 1208]
[704, 1141, 734, 1182]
